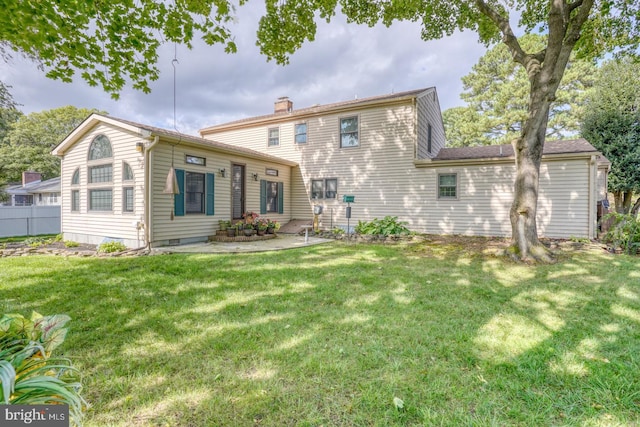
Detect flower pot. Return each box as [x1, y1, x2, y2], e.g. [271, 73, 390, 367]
[226, 228, 236, 237]
[267, 227, 275, 234]
[243, 228, 254, 237]
[257, 229, 266, 236]
[219, 221, 229, 231]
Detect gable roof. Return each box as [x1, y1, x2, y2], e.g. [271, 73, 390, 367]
[414, 138, 610, 168]
[434, 139, 599, 161]
[52, 114, 297, 166]
[199, 87, 434, 134]
[5, 177, 61, 195]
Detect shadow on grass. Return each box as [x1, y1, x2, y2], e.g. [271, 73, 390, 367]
[0, 241, 639, 426]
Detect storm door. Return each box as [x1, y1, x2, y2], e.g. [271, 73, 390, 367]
[232, 164, 245, 220]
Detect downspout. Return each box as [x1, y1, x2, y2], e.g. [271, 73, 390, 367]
[588, 155, 596, 239]
[144, 136, 160, 248]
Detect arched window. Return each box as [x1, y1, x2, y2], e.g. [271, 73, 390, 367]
[71, 168, 80, 185]
[88, 135, 112, 160]
[123, 162, 134, 181]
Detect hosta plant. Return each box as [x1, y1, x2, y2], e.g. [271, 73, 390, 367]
[0, 312, 85, 426]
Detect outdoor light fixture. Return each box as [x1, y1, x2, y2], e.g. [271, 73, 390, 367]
[135, 142, 144, 152]
[253, 173, 259, 181]
[219, 168, 226, 178]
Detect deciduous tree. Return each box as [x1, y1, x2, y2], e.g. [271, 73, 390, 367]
[0, 106, 102, 184]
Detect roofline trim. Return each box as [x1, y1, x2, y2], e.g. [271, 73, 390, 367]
[414, 151, 597, 168]
[199, 88, 433, 135]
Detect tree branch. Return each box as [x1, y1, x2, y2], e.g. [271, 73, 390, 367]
[474, 0, 526, 65]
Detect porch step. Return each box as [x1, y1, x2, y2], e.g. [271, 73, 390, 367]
[278, 219, 312, 234]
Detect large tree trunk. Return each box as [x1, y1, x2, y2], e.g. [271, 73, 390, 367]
[507, 101, 554, 263]
[613, 191, 634, 213]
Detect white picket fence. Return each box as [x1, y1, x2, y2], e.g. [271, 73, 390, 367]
[0, 206, 61, 238]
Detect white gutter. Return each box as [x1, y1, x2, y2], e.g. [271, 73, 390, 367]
[143, 136, 159, 248]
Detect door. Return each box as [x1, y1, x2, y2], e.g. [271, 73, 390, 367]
[232, 164, 245, 220]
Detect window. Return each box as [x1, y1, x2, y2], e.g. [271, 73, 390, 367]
[89, 164, 113, 183]
[325, 178, 338, 199]
[88, 135, 112, 160]
[49, 193, 58, 203]
[438, 173, 457, 199]
[295, 123, 307, 144]
[123, 187, 134, 212]
[265, 168, 279, 177]
[268, 127, 280, 147]
[71, 169, 80, 185]
[340, 116, 358, 148]
[427, 123, 432, 154]
[185, 172, 205, 214]
[71, 190, 80, 212]
[311, 178, 338, 199]
[185, 155, 206, 166]
[266, 181, 279, 213]
[123, 162, 134, 181]
[89, 189, 112, 211]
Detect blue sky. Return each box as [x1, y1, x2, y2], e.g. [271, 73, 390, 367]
[0, 5, 488, 135]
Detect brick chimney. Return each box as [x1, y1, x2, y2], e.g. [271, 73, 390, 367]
[22, 171, 42, 186]
[274, 97, 293, 114]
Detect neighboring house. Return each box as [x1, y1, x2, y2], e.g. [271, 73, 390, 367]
[52, 115, 296, 247]
[2, 172, 61, 207]
[54, 88, 609, 248]
[201, 87, 609, 239]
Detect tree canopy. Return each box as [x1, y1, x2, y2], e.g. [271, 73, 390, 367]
[443, 34, 597, 147]
[0, 106, 102, 184]
[581, 58, 640, 213]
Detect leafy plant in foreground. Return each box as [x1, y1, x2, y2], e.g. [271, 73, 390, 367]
[602, 213, 640, 254]
[355, 216, 410, 236]
[0, 312, 85, 426]
[97, 241, 127, 253]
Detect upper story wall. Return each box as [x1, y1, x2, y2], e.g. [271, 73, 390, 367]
[416, 89, 446, 159]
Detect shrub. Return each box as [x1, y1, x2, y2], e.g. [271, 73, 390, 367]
[23, 237, 47, 248]
[602, 213, 640, 254]
[0, 312, 85, 425]
[355, 216, 410, 236]
[64, 241, 80, 248]
[97, 241, 127, 253]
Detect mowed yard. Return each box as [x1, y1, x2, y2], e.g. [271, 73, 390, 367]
[1, 238, 639, 426]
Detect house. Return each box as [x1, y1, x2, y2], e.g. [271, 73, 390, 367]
[200, 88, 610, 239]
[53, 88, 609, 248]
[52, 114, 296, 247]
[2, 172, 61, 207]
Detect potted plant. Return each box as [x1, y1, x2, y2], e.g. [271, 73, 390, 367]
[267, 219, 280, 234]
[243, 222, 255, 237]
[227, 222, 237, 237]
[256, 219, 268, 236]
[218, 220, 231, 231]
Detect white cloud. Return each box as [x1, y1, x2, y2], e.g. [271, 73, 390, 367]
[0, 4, 487, 136]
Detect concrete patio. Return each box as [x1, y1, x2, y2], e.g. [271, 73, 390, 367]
[151, 234, 332, 254]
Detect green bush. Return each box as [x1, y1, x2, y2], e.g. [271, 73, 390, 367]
[355, 216, 410, 236]
[602, 213, 640, 254]
[97, 241, 127, 253]
[0, 312, 85, 425]
[64, 241, 80, 248]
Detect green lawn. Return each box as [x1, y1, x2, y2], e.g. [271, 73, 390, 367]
[1, 240, 639, 426]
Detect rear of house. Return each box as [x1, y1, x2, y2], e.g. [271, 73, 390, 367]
[201, 88, 608, 239]
[53, 114, 296, 248]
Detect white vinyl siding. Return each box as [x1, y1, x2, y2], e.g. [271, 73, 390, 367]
[149, 142, 291, 245]
[59, 123, 146, 246]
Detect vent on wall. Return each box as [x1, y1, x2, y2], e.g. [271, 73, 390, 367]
[168, 239, 180, 246]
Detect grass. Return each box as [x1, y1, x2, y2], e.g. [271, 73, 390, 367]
[0, 234, 58, 243]
[1, 240, 639, 426]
